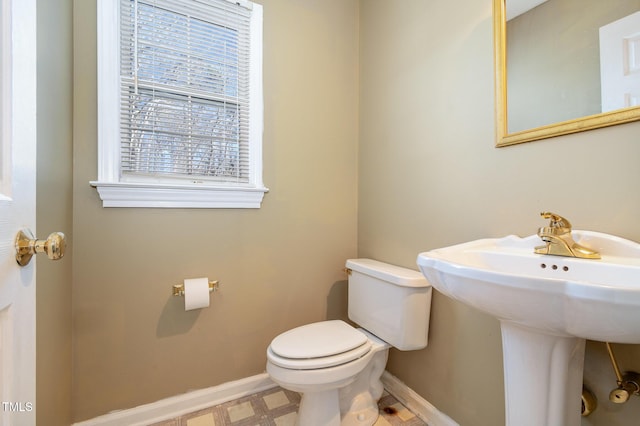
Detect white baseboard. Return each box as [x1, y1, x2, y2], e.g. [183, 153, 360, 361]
[381, 371, 459, 426]
[72, 373, 277, 426]
[73, 371, 457, 426]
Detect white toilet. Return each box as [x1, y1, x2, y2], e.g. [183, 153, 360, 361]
[266, 258, 432, 426]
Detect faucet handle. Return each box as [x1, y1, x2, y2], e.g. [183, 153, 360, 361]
[540, 212, 572, 231]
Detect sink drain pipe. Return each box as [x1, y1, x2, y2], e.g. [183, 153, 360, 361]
[582, 386, 597, 416]
[606, 342, 640, 404]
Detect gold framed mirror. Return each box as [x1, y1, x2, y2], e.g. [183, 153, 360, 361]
[494, 0, 640, 147]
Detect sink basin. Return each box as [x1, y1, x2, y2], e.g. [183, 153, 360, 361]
[417, 230, 640, 426]
[417, 230, 640, 343]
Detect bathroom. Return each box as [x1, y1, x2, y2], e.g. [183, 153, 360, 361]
[32, 0, 640, 425]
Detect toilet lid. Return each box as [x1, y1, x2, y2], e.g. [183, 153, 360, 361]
[270, 320, 369, 360]
[267, 340, 371, 370]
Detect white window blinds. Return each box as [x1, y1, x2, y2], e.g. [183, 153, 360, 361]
[119, 0, 253, 183]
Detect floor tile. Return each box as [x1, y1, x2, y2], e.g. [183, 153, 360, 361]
[374, 416, 393, 426]
[148, 419, 179, 426]
[186, 413, 216, 426]
[168, 386, 427, 426]
[227, 401, 255, 422]
[262, 390, 290, 410]
[273, 412, 297, 426]
[390, 402, 416, 421]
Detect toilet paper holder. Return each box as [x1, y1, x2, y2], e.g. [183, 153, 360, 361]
[173, 280, 220, 297]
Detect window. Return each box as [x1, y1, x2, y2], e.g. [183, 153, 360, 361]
[92, 0, 266, 208]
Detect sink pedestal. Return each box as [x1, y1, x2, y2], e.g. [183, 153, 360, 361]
[501, 322, 585, 426]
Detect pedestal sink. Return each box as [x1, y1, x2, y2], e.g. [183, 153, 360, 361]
[417, 230, 640, 426]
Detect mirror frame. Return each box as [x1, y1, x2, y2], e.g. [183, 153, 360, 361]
[494, 0, 640, 147]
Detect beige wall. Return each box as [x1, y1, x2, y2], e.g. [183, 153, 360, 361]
[36, 0, 73, 425]
[71, 0, 359, 421]
[359, 1, 640, 425]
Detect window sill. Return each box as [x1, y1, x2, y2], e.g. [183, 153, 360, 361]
[90, 181, 268, 208]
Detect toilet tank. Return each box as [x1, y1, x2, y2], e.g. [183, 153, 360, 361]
[346, 259, 432, 351]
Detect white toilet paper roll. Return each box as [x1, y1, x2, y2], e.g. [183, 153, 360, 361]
[183, 278, 210, 311]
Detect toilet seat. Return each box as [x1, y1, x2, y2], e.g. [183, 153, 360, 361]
[268, 320, 372, 370]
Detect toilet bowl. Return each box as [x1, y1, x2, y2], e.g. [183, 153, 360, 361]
[266, 259, 432, 426]
[267, 321, 389, 426]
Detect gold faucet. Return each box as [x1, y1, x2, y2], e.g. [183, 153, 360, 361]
[534, 212, 601, 259]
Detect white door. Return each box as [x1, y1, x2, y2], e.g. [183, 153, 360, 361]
[0, 0, 37, 425]
[600, 11, 640, 111]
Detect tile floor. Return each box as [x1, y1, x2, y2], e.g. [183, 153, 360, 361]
[150, 386, 428, 426]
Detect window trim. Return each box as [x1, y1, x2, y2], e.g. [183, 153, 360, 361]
[91, 0, 267, 208]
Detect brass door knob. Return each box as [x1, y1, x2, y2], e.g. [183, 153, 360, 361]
[15, 229, 66, 266]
